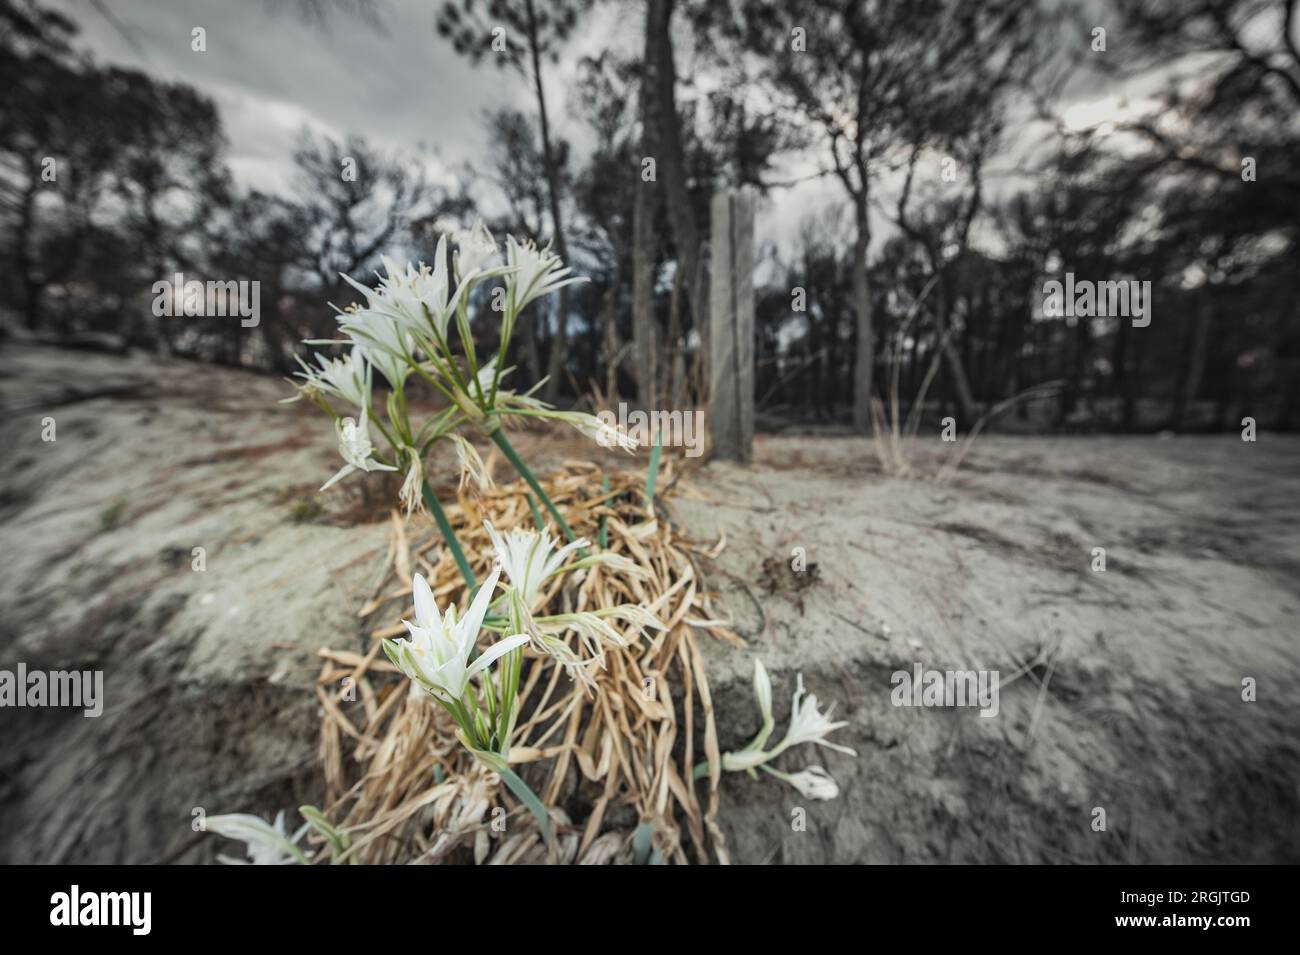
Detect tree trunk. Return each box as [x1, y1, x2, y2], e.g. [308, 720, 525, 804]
[934, 279, 977, 423]
[1171, 299, 1211, 430]
[632, 180, 657, 406]
[850, 192, 874, 433]
[524, 0, 571, 402]
[16, 170, 43, 330]
[646, 0, 705, 374]
[600, 274, 622, 399]
[632, 0, 662, 406]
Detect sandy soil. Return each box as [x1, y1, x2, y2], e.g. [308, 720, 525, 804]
[1, 345, 1297, 863]
[677, 435, 1300, 863]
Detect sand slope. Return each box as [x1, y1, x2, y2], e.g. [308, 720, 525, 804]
[1, 345, 1296, 863]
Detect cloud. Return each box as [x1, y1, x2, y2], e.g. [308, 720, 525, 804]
[53, 0, 531, 194]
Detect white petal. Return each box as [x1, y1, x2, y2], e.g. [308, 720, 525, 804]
[461, 565, 502, 639]
[412, 573, 436, 628]
[320, 463, 356, 491]
[465, 633, 529, 681]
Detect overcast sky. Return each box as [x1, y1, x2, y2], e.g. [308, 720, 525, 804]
[51, 0, 1127, 261]
[54, 0, 638, 191]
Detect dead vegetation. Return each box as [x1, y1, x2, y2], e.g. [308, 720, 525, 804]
[312, 457, 747, 864]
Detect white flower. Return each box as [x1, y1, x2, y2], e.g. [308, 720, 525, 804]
[776, 673, 857, 757]
[337, 305, 414, 388]
[384, 567, 528, 703]
[775, 766, 840, 801]
[340, 244, 466, 350]
[718, 664, 856, 792]
[295, 345, 371, 408]
[505, 234, 586, 314]
[321, 407, 397, 491]
[205, 810, 309, 865]
[484, 521, 587, 611]
[454, 219, 500, 279]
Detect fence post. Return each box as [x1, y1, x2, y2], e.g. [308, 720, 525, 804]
[708, 190, 755, 462]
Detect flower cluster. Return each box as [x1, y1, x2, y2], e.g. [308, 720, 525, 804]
[718, 659, 858, 800]
[482, 521, 664, 686]
[385, 520, 665, 752]
[289, 222, 634, 514]
[384, 565, 529, 757]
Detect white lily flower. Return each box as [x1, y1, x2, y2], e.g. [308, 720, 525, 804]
[337, 305, 414, 388]
[454, 219, 500, 278]
[505, 235, 586, 314]
[773, 765, 841, 801]
[484, 521, 588, 611]
[384, 567, 529, 703]
[416, 236, 467, 340]
[295, 345, 371, 408]
[776, 673, 858, 757]
[340, 243, 469, 349]
[321, 407, 397, 491]
[205, 810, 310, 865]
[719, 663, 856, 795]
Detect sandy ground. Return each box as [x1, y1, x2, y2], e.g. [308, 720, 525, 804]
[1, 344, 1297, 863]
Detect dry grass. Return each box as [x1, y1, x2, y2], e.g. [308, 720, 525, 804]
[870, 278, 1061, 481]
[312, 454, 743, 864]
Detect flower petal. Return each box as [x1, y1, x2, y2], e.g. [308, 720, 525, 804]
[412, 573, 436, 629]
[464, 633, 530, 681]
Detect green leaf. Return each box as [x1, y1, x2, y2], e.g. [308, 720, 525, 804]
[472, 749, 553, 849]
[632, 820, 654, 865]
[299, 805, 351, 862]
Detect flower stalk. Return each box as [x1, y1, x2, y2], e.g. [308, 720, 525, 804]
[289, 221, 640, 576]
[489, 427, 579, 545]
[420, 480, 476, 590]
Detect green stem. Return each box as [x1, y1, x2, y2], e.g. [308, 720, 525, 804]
[524, 492, 545, 531]
[421, 480, 477, 589]
[489, 301, 516, 407]
[489, 429, 579, 545]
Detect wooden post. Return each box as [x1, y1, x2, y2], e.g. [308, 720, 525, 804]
[708, 190, 755, 462]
